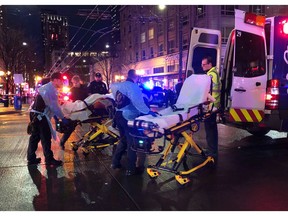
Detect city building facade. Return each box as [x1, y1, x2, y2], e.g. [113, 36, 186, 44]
[117, 5, 288, 90]
[41, 9, 69, 74]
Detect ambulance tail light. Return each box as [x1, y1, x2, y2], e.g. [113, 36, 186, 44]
[265, 79, 279, 110]
[244, 12, 265, 27]
[280, 20, 288, 35]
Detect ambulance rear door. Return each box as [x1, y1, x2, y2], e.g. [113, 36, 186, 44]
[228, 10, 267, 122]
[186, 27, 221, 78]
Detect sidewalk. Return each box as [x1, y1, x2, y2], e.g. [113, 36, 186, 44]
[0, 103, 29, 115]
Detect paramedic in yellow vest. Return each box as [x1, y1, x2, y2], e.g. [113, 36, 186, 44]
[201, 56, 221, 160]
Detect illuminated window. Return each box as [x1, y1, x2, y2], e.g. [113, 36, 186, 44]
[141, 32, 146, 43]
[196, 6, 205, 19]
[149, 28, 154, 40]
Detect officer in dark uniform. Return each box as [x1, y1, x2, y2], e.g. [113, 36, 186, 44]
[88, 72, 108, 95]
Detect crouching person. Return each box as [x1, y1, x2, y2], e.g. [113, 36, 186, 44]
[27, 72, 70, 166]
[110, 69, 157, 176]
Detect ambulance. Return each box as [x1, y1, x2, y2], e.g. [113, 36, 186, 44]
[186, 9, 288, 136]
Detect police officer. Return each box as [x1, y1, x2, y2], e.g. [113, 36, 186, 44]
[201, 56, 221, 159]
[88, 72, 108, 95]
[110, 69, 157, 176]
[27, 72, 70, 166]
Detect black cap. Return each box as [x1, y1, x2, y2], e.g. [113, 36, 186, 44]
[95, 72, 102, 77]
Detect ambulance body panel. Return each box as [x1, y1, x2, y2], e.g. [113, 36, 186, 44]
[186, 9, 288, 135]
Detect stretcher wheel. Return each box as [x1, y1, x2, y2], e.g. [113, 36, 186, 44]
[175, 175, 190, 187]
[71, 142, 79, 152]
[147, 168, 160, 179]
[81, 147, 90, 156]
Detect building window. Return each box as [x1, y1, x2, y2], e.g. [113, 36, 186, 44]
[249, 5, 265, 15]
[183, 38, 189, 50]
[150, 47, 154, 58]
[141, 32, 146, 43]
[128, 25, 131, 33]
[221, 5, 238, 16]
[142, 50, 146, 60]
[158, 23, 163, 36]
[158, 44, 164, 56]
[182, 15, 189, 26]
[136, 52, 139, 62]
[168, 65, 176, 72]
[221, 26, 233, 43]
[168, 19, 175, 32]
[149, 28, 154, 40]
[153, 67, 164, 74]
[196, 6, 205, 19]
[168, 40, 175, 54]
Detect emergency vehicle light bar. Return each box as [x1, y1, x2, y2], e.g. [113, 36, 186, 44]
[244, 12, 265, 27]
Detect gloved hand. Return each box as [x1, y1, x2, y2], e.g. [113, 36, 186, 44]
[61, 118, 71, 125]
[148, 111, 158, 117]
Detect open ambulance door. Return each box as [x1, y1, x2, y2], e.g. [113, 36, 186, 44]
[186, 28, 221, 78]
[225, 10, 267, 123]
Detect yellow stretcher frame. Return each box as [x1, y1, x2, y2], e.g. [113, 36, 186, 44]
[145, 105, 215, 186]
[70, 116, 119, 156]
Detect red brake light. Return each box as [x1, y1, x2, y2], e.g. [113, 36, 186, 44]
[267, 79, 279, 88]
[63, 75, 68, 80]
[265, 79, 279, 110]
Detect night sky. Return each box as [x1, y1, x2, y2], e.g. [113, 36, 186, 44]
[5, 5, 113, 52]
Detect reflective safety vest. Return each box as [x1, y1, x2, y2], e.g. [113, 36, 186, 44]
[207, 67, 221, 109]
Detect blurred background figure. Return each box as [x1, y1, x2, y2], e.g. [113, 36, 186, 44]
[70, 75, 89, 101]
[59, 75, 89, 150]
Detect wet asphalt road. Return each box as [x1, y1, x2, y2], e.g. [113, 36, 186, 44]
[0, 106, 288, 211]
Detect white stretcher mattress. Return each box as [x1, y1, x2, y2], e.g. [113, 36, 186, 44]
[135, 74, 211, 132]
[61, 93, 114, 121]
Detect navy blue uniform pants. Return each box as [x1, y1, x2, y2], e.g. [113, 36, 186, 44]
[27, 113, 54, 162]
[204, 112, 218, 157]
[112, 111, 146, 171]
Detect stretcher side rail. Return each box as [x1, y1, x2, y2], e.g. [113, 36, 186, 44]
[128, 101, 215, 155]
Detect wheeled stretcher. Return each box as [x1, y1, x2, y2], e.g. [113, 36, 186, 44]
[127, 74, 216, 185]
[60, 94, 119, 156]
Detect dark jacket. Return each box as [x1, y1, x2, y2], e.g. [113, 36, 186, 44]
[88, 80, 108, 95]
[70, 84, 89, 102]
